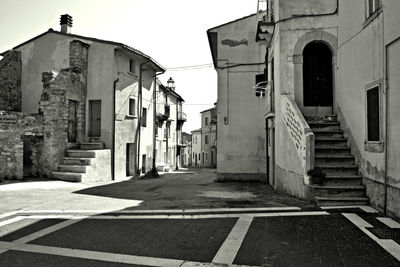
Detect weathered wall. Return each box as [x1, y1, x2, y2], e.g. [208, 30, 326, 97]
[210, 14, 267, 180]
[0, 112, 43, 180]
[201, 110, 217, 168]
[0, 51, 21, 111]
[270, 2, 338, 197]
[191, 130, 201, 167]
[384, 0, 400, 218]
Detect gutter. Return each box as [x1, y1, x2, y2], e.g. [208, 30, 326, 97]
[112, 78, 119, 180]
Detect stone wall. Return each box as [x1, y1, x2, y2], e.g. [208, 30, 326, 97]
[0, 51, 21, 111]
[0, 111, 43, 180]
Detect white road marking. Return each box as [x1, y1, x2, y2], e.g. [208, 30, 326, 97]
[0, 211, 18, 219]
[0, 216, 25, 227]
[320, 205, 378, 213]
[377, 217, 400, 229]
[22, 211, 329, 220]
[212, 215, 253, 265]
[0, 241, 255, 267]
[343, 213, 400, 261]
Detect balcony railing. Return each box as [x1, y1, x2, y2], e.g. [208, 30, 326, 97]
[156, 104, 170, 120]
[177, 111, 187, 122]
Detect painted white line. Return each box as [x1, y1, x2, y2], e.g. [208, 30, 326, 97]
[21, 211, 329, 220]
[0, 241, 254, 267]
[212, 215, 253, 265]
[17, 207, 301, 214]
[0, 216, 25, 227]
[342, 213, 373, 228]
[377, 217, 400, 229]
[343, 213, 400, 261]
[14, 218, 86, 244]
[320, 205, 378, 213]
[0, 211, 18, 219]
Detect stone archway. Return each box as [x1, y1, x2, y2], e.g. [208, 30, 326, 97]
[293, 30, 338, 115]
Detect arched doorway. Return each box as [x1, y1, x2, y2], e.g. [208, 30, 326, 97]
[302, 42, 333, 113]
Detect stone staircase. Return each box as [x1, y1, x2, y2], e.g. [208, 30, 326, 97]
[305, 115, 369, 207]
[52, 142, 112, 182]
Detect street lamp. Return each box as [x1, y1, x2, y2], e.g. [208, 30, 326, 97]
[167, 77, 175, 90]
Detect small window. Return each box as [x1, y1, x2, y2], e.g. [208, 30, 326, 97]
[205, 135, 209, 145]
[255, 73, 266, 97]
[129, 98, 135, 116]
[367, 86, 380, 141]
[366, 0, 382, 18]
[129, 59, 136, 73]
[141, 108, 147, 127]
[205, 117, 208, 126]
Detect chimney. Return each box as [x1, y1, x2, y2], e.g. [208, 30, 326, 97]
[60, 14, 73, 33]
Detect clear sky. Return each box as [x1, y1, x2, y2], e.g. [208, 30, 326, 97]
[0, 0, 256, 132]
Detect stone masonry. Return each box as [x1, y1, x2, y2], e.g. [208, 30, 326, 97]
[0, 51, 21, 111]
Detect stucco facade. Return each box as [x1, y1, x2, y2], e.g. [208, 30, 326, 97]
[0, 19, 166, 181]
[207, 14, 267, 181]
[191, 129, 202, 167]
[200, 107, 217, 168]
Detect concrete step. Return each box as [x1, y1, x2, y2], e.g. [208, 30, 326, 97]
[305, 115, 337, 123]
[310, 185, 366, 198]
[323, 175, 363, 186]
[52, 172, 83, 182]
[309, 122, 340, 131]
[315, 155, 355, 165]
[58, 165, 87, 173]
[312, 129, 344, 138]
[315, 164, 359, 175]
[315, 146, 351, 156]
[315, 196, 369, 207]
[63, 157, 92, 165]
[315, 137, 348, 147]
[80, 142, 104, 150]
[66, 150, 96, 158]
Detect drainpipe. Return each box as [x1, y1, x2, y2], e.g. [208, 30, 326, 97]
[136, 59, 150, 175]
[112, 78, 119, 180]
[175, 102, 180, 170]
[152, 71, 164, 174]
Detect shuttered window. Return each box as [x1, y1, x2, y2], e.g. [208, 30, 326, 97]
[366, 86, 380, 141]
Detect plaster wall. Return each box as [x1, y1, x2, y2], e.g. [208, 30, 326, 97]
[191, 131, 201, 167]
[201, 110, 216, 168]
[277, 0, 337, 21]
[210, 15, 266, 179]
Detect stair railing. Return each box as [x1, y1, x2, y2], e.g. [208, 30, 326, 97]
[280, 95, 314, 173]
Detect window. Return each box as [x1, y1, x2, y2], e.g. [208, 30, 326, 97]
[193, 152, 195, 159]
[366, 86, 380, 141]
[129, 59, 136, 74]
[205, 117, 208, 126]
[129, 98, 135, 116]
[141, 108, 147, 127]
[205, 135, 209, 145]
[366, 0, 382, 18]
[205, 153, 208, 161]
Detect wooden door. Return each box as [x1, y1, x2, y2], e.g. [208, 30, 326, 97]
[89, 100, 101, 137]
[303, 43, 333, 114]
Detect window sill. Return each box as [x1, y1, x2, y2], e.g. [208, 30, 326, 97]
[125, 115, 137, 119]
[365, 141, 384, 153]
[363, 6, 383, 29]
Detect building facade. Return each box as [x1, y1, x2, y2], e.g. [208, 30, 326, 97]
[0, 15, 183, 182]
[191, 129, 202, 167]
[200, 106, 217, 168]
[207, 15, 267, 180]
[155, 80, 185, 171]
[181, 132, 192, 167]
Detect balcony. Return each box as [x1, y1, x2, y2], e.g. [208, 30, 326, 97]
[156, 104, 170, 121]
[177, 111, 187, 122]
[256, 0, 274, 45]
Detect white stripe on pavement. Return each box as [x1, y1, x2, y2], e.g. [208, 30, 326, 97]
[377, 217, 400, 229]
[320, 205, 378, 213]
[343, 213, 400, 261]
[0, 216, 25, 227]
[0, 241, 255, 267]
[212, 215, 253, 265]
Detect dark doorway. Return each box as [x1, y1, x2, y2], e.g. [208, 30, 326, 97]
[23, 136, 32, 177]
[126, 143, 135, 176]
[303, 43, 333, 107]
[68, 100, 77, 142]
[89, 100, 101, 137]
